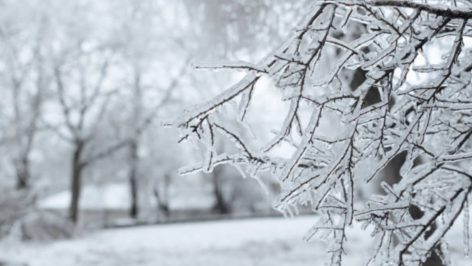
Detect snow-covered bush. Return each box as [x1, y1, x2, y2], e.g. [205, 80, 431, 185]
[0, 190, 32, 238]
[0, 189, 74, 241]
[19, 211, 74, 241]
[173, 1, 472, 265]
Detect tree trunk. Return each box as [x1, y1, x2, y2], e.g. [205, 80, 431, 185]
[15, 157, 30, 190]
[153, 182, 170, 220]
[69, 140, 85, 224]
[128, 70, 142, 219]
[211, 166, 230, 214]
[13, 74, 41, 191]
[128, 141, 139, 219]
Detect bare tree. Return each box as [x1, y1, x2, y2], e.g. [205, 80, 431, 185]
[107, 0, 189, 219]
[175, 1, 472, 265]
[124, 64, 183, 219]
[49, 46, 130, 223]
[0, 7, 49, 190]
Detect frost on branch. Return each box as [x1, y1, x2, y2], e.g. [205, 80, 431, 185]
[172, 1, 472, 265]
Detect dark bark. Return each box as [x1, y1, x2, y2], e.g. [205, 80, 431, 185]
[15, 156, 30, 190]
[128, 70, 142, 219]
[153, 184, 170, 219]
[153, 174, 171, 219]
[211, 166, 231, 214]
[68, 140, 85, 223]
[13, 69, 42, 190]
[129, 176, 139, 218]
[128, 141, 139, 219]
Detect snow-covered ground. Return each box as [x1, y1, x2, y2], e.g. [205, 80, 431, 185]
[0, 216, 470, 266]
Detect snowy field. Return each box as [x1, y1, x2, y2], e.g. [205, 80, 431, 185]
[0, 216, 470, 266]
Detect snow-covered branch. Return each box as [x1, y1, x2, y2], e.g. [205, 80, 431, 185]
[175, 1, 472, 265]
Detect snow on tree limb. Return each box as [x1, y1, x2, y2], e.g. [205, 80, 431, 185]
[174, 1, 472, 265]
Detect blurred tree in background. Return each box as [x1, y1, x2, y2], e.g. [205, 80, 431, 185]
[0, 0, 308, 237]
